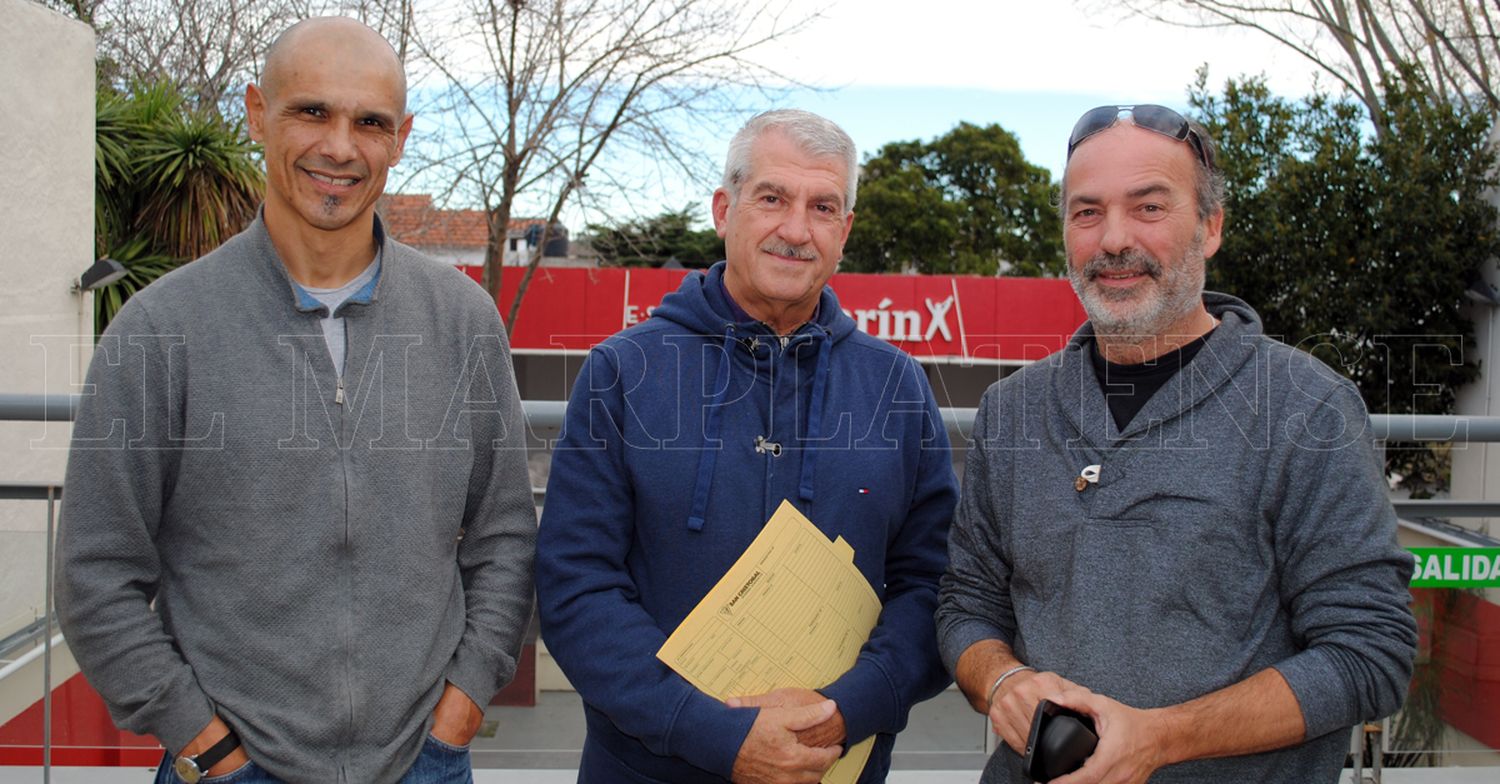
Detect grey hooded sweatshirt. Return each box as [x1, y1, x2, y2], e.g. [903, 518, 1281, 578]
[55, 215, 537, 783]
[936, 292, 1417, 782]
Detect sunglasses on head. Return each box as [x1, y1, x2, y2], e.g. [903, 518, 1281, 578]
[1066, 105, 1214, 171]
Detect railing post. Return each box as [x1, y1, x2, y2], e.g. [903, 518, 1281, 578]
[44, 486, 55, 783]
[1351, 723, 1364, 782]
[1350, 721, 1384, 783]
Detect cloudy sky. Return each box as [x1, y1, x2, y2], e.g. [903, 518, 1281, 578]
[756, 0, 1328, 177]
[408, 0, 1338, 224]
[762, 1, 1323, 95]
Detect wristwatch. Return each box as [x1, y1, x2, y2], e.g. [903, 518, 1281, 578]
[173, 728, 241, 784]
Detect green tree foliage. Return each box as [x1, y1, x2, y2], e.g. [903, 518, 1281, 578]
[1190, 72, 1500, 493]
[587, 206, 725, 268]
[844, 122, 1062, 276]
[93, 79, 263, 334]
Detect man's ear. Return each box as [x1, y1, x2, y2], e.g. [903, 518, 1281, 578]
[1201, 207, 1224, 259]
[245, 84, 266, 142]
[711, 188, 731, 238]
[390, 112, 415, 166]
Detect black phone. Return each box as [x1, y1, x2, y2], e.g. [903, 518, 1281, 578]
[1021, 699, 1099, 782]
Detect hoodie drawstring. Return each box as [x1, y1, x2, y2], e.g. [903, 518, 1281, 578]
[798, 328, 832, 506]
[687, 325, 736, 532]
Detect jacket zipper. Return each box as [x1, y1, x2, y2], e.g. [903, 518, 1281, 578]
[336, 317, 355, 775]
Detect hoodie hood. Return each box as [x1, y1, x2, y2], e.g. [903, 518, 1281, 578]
[1067, 290, 1262, 352]
[1060, 290, 1267, 444]
[651, 260, 860, 343]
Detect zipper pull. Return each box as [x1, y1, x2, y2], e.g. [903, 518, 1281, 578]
[754, 435, 782, 456]
[335, 377, 345, 405]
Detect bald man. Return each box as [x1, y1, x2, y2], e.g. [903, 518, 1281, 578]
[56, 17, 536, 784]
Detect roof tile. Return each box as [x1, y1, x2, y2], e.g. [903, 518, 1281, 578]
[377, 193, 544, 250]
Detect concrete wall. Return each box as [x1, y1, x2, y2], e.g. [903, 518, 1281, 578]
[0, 0, 94, 652]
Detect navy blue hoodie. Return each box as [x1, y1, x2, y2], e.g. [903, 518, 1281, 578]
[537, 262, 958, 782]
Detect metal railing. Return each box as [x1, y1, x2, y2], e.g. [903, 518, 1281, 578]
[10, 393, 1499, 516]
[0, 479, 58, 779]
[9, 391, 1500, 435]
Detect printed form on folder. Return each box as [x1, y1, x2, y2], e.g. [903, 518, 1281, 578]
[656, 499, 882, 784]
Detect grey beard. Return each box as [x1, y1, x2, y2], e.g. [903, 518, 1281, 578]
[1069, 241, 1205, 342]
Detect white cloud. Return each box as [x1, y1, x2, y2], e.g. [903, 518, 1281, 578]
[752, 0, 1326, 99]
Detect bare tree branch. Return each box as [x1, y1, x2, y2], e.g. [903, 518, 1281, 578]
[1407, 0, 1500, 107]
[50, 0, 817, 332]
[1107, 0, 1500, 129]
[42, 0, 420, 114]
[402, 0, 816, 330]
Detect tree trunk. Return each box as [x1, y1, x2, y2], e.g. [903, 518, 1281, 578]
[505, 181, 576, 332]
[482, 200, 515, 308]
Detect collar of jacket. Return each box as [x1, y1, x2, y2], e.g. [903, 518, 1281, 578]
[240, 209, 390, 318]
[656, 261, 858, 348]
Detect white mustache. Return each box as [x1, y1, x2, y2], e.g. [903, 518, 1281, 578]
[761, 242, 817, 261]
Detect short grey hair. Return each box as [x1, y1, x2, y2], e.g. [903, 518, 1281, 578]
[721, 109, 859, 212]
[1185, 119, 1225, 220]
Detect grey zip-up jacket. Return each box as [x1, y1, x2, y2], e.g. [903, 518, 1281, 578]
[55, 215, 537, 783]
[936, 293, 1417, 782]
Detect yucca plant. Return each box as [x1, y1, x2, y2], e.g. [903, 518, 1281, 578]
[133, 109, 263, 259]
[92, 80, 263, 334]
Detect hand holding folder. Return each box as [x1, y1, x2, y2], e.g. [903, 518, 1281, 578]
[657, 500, 881, 784]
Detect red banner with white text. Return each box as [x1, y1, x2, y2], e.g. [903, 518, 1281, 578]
[462, 267, 1088, 364]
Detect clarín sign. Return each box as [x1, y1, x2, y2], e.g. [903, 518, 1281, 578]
[463, 267, 1088, 364]
[1408, 548, 1500, 588]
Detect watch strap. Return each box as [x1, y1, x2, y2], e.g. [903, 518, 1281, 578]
[175, 728, 240, 782]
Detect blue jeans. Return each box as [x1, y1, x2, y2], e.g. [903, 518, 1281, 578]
[153, 735, 474, 784]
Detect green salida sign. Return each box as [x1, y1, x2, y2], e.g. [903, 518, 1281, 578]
[1408, 548, 1500, 588]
